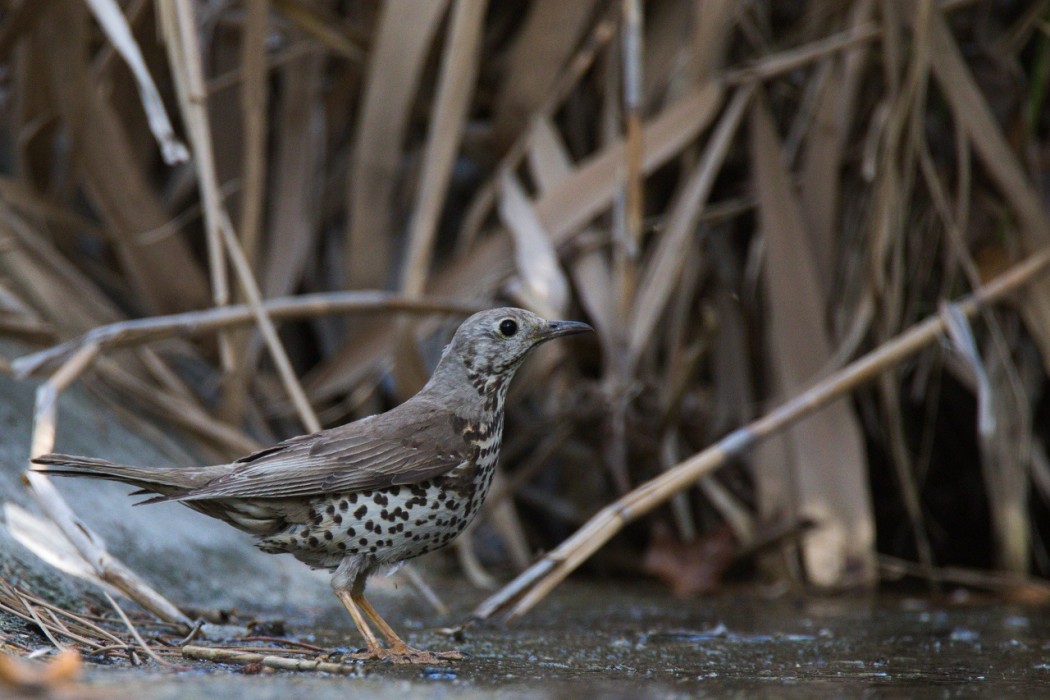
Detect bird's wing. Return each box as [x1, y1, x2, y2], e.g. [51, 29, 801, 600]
[175, 401, 472, 501]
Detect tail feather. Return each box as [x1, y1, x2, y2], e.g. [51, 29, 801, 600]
[30, 453, 212, 500]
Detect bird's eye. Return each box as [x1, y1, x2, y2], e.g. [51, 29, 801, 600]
[498, 319, 518, 337]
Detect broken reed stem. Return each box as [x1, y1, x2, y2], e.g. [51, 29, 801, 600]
[158, 0, 231, 368]
[621, 0, 644, 257]
[161, 0, 322, 433]
[12, 292, 484, 379]
[22, 343, 192, 631]
[181, 645, 363, 675]
[83, 0, 189, 164]
[460, 1, 620, 247]
[470, 245, 1050, 623]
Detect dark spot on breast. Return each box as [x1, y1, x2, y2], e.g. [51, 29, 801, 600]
[333, 514, 343, 525]
[354, 505, 367, 519]
[308, 536, 319, 547]
[373, 493, 389, 506]
[326, 504, 335, 515]
[324, 531, 333, 541]
[339, 500, 349, 511]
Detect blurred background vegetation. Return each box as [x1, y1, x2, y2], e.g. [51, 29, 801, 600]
[2, 0, 1050, 601]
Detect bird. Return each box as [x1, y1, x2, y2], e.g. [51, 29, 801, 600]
[31, 307, 592, 664]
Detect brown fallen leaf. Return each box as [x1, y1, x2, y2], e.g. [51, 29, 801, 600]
[642, 521, 737, 597]
[0, 648, 82, 693]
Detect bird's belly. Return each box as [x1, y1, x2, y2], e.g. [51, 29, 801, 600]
[256, 460, 497, 570]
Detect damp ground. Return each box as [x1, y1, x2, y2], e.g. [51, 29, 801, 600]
[66, 579, 1050, 699]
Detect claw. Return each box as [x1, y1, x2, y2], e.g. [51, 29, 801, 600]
[349, 645, 463, 665]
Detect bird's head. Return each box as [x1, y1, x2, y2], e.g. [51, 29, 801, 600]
[428, 307, 592, 396]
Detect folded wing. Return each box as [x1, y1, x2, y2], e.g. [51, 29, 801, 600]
[175, 400, 470, 501]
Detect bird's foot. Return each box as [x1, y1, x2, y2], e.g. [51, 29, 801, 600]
[350, 643, 463, 665]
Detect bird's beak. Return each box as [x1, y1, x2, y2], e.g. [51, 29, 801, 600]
[541, 320, 594, 340]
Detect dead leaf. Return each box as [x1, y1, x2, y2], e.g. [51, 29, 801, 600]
[0, 649, 82, 693]
[642, 521, 736, 597]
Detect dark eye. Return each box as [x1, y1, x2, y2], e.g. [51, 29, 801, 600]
[499, 319, 518, 337]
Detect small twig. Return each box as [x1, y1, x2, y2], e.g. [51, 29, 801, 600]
[40, 610, 104, 652]
[470, 245, 1050, 623]
[189, 645, 313, 656]
[239, 637, 328, 653]
[398, 564, 450, 616]
[182, 645, 364, 675]
[88, 644, 136, 656]
[13, 592, 65, 652]
[176, 619, 205, 647]
[6, 585, 116, 639]
[0, 583, 119, 650]
[102, 591, 172, 667]
[878, 554, 1050, 595]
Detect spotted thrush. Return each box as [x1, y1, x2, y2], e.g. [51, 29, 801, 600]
[31, 307, 592, 664]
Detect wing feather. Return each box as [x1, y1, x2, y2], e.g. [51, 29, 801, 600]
[176, 400, 470, 501]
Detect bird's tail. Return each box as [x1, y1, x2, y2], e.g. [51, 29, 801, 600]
[30, 454, 212, 502]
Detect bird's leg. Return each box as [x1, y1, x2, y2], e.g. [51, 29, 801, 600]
[334, 589, 385, 659]
[354, 593, 463, 664]
[331, 562, 460, 664]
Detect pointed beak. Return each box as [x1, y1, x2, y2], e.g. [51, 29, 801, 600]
[541, 319, 594, 340]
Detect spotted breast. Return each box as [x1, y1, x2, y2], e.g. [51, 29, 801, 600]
[256, 408, 505, 571]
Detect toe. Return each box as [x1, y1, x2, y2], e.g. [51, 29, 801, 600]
[388, 645, 462, 665]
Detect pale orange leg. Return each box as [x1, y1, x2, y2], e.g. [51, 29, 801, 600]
[334, 589, 385, 659]
[354, 594, 462, 664]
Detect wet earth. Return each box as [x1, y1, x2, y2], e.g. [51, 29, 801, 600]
[62, 580, 1050, 698]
